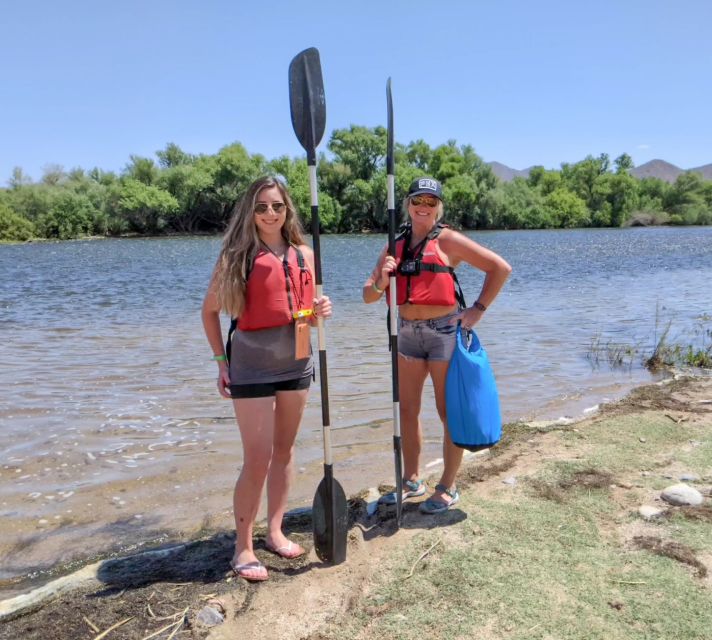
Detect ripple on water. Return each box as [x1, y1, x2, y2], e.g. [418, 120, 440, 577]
[1, 228, 711, 585]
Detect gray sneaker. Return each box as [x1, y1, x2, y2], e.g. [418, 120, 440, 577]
[378, 479, 426, 505]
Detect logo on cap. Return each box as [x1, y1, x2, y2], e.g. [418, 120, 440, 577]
[418, 179, 439, 192]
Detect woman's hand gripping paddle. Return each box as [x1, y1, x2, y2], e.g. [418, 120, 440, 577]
[386, 78, 404, 526]
[289, 47, 347, 565]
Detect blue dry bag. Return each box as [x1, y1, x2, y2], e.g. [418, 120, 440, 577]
[445, 325, 502, 451]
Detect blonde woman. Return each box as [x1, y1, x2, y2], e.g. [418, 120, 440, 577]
[202, 176, 332, 581]
[363, 177, 511, 514]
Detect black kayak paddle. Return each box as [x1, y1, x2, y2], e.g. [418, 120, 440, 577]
[386, 78, 404, 526]
[288, 47, 347, 565]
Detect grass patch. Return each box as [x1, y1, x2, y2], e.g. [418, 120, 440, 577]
[317, 390, 712, 640]
[325, 488, 712, 640]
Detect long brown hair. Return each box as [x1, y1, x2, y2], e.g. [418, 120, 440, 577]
[213, 176, 305, 317]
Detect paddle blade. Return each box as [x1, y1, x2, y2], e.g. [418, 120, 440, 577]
[312, 466, 348, 565]
[386, 78, 397, 256]
[394, 435, 403, 524]
[289, 47, 326, 164]
[386, 78, 394, 175]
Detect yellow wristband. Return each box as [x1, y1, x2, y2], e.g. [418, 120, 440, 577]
[372, 281, 384, 294]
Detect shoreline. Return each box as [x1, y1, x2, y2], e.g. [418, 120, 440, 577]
[2, 372, 707, 623]
[1, 367, 659, 597]
[4, 223, 712, 247]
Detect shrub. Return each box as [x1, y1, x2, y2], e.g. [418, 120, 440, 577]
[0, 202, 35, 241]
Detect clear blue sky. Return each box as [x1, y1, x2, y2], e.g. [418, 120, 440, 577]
[2, 0, 711, 182]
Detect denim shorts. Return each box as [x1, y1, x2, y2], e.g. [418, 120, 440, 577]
[398, 311, 459, 361]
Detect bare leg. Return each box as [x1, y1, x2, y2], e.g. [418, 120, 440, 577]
[429, 360, 463, 503]
[397, 354, 429, 482]
[265, 388, 309, 554]
[231, 396, 275, 579]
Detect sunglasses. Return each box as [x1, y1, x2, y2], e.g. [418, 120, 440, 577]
[410, 195, 439, 207]
[254, 202, 287, 215]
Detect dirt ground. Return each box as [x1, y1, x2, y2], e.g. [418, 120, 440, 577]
[1, 375, 710, 640]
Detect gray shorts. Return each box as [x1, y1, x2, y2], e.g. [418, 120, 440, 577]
[397, 312, 459, 361]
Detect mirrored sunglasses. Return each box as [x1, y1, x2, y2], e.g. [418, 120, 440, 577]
[410, 195, 439, 207]
[254, 202, 287, 215]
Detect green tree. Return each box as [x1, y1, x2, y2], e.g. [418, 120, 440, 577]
[206, 143, 267, 228]
[3, 184, 53, 222]
[41, 163, 65, 186]
[605, 172, 639, 226]
[405, 139, 432, 171]
[666, 172, 709, 224]
[88, 167, 119, 187]
[156, 142, 193, 168]
[429, 140, 464, 182]
[7, 166, 32, 189]
[0, 201, 35, 241]
[544, 189, 590, 228]
[442, 174, 483, 228]
[328, 126, 386, 181]
[561, 154, 610, 212]
[528, 166, 562, 196]
[339, 173, 387, 232]
[614, 153, 634, 174]
[36, 190, 98, 239]
[158, 163, 214, 232]
[481, 180, 549, 229]
[116, 179, 178, 233]
[124, 156, 159, 185]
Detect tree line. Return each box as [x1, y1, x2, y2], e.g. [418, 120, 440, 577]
[2, 126, 712, 242]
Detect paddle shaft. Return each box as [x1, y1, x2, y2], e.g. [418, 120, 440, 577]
[387, 78, 403, 524]
[387, 174, 399, 425]
[309, 164, 332, 461]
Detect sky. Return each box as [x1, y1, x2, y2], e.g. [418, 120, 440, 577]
[1, 0, 711, 183]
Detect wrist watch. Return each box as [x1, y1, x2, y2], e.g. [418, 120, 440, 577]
[473, 301, 487, 312]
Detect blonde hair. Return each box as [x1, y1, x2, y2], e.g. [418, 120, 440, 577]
[401, 196, 444, 222]
[213, 177, 305, 317]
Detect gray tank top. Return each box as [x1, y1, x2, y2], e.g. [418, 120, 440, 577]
[229, 323, 313, 384]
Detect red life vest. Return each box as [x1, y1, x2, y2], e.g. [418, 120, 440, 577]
[237, 245, 314, 331]
[386, 224, 460, 307]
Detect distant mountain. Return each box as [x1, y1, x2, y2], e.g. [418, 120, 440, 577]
[488, 162, 531, 182]
[489, 159, 712, 183]
[628, 160, 712, 183]
[630, 160, 684, 183]
[689, 163, 712, 180]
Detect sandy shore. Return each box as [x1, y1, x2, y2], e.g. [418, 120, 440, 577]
[1, 375, 710, 640]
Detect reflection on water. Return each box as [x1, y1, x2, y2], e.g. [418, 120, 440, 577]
[1, 226, 711, 587]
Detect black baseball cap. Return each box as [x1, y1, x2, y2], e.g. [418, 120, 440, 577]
[407, 177, 443, 199]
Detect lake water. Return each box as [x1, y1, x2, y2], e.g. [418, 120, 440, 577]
[1, 226, 711, 593]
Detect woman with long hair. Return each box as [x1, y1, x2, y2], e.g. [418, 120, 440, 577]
[202, 176, 332, 581]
